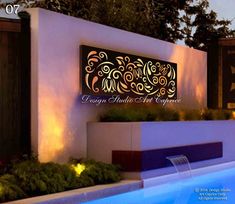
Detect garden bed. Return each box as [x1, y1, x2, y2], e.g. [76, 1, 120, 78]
[0, 159, 121, 203]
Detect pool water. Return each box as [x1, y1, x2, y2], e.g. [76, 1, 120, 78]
[81, 167, 235, 204]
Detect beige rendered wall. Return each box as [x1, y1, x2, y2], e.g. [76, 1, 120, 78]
[27, 8, 207, 162]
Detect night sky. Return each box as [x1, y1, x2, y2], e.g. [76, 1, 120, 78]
[209, 0, 235, 30]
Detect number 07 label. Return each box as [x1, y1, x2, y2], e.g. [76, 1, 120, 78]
[5, 4, 20, 15]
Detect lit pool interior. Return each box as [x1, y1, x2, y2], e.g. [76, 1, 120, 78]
[81, 167, 235, 204]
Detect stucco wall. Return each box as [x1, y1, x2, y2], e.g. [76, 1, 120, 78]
[27, 8, 207, 162]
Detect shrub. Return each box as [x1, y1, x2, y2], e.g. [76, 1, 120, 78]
[79, 160, 121, 184]
[100, 106, 153, 122]
[154, 107, 180, 121]
[202, 109, 232, 120]
[0, 174, 26, 203]
[181, 109, 202, 121]
[11, 161, 79, 196]
[99, 105, 180, 122]
[99, 106, 234, 122]
[0, 158, 121, 202]
[69, 159, 121, 185]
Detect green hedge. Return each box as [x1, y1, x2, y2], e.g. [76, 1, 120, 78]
[99, 105, 234, 122]
[100, 105, 180, 122]
[11, 161, 79, 195]
[0, 159, 121, 203]
[0, 174, 26, 203]
[79, 160, 121, 184]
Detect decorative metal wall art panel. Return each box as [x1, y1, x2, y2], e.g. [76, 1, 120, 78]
[81, 45, 177, 100]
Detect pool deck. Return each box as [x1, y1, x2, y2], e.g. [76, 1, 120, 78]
[6, 180, 142, 204]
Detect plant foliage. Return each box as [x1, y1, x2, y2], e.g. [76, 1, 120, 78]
[80, 160, 121, 184]
[0, 158, 121, 202]
[100, 105, 180, 122]
[0, 174, 26, 202]
[0, 0, 232, 51]
[99, 105, 233, 122]
[11, 161, 79, 195]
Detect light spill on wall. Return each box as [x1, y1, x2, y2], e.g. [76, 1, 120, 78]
[39, 85, 74, 162]
[195, 84, 205, 105]
[168, 47, 207, 108]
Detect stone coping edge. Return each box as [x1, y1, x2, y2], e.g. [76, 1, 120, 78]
[5, 180, 142, 204]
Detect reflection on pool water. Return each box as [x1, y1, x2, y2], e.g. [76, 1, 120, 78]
[81, 167, 235, 204]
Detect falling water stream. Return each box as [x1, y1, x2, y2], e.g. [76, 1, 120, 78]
[166, 155, 193, 204]
[166, 155, 192, 179]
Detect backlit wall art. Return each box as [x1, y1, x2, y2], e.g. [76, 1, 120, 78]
[81, 45, 177, 104]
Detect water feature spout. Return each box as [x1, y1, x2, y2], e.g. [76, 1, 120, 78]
[166, 155, 192, 178]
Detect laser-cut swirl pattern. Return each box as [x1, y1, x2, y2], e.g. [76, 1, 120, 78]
[82, 46, 177, 99]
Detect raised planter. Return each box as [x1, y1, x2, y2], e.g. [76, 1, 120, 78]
[87, 121, 235, 179]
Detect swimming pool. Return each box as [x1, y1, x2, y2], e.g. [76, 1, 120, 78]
[81, 167, 235, 204]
